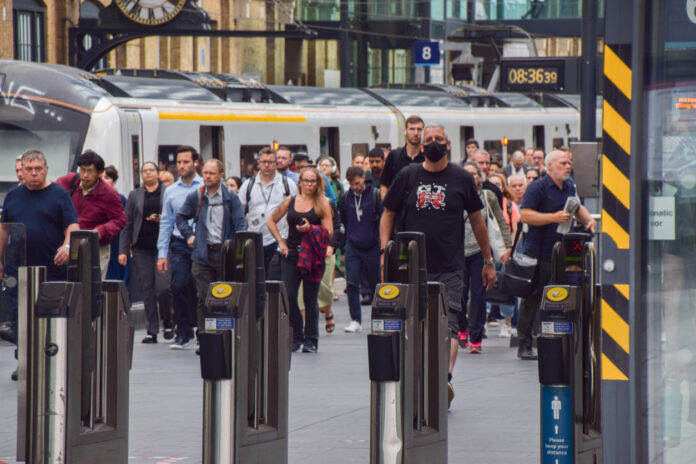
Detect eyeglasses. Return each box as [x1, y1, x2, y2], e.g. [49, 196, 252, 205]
[301, 179, 317, 184]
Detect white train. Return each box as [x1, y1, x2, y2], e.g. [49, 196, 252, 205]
[0, 60, 585, 198]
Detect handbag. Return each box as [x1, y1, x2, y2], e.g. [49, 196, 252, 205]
[482, 191, 507, 262]
[500, 223, 538, 298]
[486, 270, 517, 305]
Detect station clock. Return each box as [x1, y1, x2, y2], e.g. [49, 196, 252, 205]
[114, 0, 187, 26]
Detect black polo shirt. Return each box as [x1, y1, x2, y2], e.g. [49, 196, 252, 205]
[381, 146, 425, 188]
[520, 174, 578, 260]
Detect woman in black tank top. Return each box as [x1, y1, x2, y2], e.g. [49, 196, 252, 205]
[268, 167, 333, 353]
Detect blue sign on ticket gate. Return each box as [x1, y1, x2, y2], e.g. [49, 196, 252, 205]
[541, 385, 573, 464]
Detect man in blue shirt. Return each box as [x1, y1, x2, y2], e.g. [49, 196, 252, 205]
[157, 145, 203, 349]
[1, 149, 79, 380]
[176, 159, 246, 340]
[339, 167, 382, 332]
[517, 149, 596, 360]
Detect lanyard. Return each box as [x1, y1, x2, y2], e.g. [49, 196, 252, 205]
[258, 180, 276, 218]
[354, 192, 363, 222]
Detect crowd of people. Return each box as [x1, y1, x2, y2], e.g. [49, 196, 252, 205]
[2, 115, 595, 412]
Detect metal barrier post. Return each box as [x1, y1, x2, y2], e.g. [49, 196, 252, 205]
[367, 232, 448, 464]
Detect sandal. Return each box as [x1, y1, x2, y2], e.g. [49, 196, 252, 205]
[325, 311, 335, 333]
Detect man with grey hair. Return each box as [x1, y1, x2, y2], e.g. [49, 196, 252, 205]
[1, 149, 79, 380]
[516, 149, 595, 360]
[473, 148, 503, 206]
[381, 123, 496, 409]
[504, 150, 527, 178]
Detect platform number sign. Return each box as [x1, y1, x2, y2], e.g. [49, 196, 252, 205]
[413, 41, 440, 66]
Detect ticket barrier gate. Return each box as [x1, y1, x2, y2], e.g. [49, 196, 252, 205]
[16, 230, 134, 464]
[367, 232, 449, 464]
[537, 231, 602, 464]
[199, 231, 291, 464]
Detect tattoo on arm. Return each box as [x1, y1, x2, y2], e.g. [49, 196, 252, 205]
[271, 203, 285, 222]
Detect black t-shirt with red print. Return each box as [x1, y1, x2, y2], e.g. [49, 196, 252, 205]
[383, 163, 483, 273]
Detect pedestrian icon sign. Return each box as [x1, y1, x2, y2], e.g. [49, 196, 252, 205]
[541, 386, 572, 464]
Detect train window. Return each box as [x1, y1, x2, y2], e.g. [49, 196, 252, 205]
[352, 144, 369, 159]
[131, 135, 140, 189]
[158, 145, 179, 174]
[320, 127, 340, 171]
[483, 140, 502, 157]
[533, 125, 545, 150]
[200, 126, 224, 163]
[239, 144, 308, 178]
[460, 126, 474, 160]
[508, 139, 526, 154]
[552, 138, 565, 149]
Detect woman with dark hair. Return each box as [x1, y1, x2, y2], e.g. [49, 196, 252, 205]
[267, 167, 333, 353]
[226, 176, 242, 194]
[118, 162, 172, 343]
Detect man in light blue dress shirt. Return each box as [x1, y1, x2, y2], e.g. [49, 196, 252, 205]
[157, 145, 203, 349]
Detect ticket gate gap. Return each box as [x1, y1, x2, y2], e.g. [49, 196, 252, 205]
[199, 231, 290, 464]
[367, 231, 448, 464]
[537, 230, 602, 464]
[17, 229, 134, 464]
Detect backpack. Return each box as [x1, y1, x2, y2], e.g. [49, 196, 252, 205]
[245, 174, 290, 206]
[69, 172, 81, 197]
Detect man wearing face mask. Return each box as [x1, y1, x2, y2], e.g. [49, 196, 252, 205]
[380, 123, 497, 409]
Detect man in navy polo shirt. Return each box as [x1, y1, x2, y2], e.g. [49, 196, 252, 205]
[517, 149, 596, 360]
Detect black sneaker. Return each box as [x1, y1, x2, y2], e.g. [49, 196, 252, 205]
[292, 340, 302, 352]
[163, 327, 174, 340]
[142, 333, 157, 344]
[11, 369, 18, 381]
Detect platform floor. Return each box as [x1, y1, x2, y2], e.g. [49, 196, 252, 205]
[0, 296, 540, 464]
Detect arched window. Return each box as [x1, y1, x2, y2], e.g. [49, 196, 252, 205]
[13, 0, 46, 62]
[79, 0, 108, 69]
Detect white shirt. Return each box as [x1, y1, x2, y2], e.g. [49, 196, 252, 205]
[239, 172, 298, 246]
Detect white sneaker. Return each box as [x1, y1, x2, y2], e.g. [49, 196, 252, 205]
[344, 321, 362, 333]
[498, 323, 512, 338]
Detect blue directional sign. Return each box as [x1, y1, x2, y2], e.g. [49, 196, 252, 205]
[541, 385, 573, 464]
[413, 41, 440, 66]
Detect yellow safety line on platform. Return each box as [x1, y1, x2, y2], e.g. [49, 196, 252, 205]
[158, 111, 306, 123]
[602, 100, 631, 155]
[602, 299, 630, 354]
[601, 210, 630, 249]
[602, 155, 631, 209]
[614, 284, 630, 301]
[604, 45, 632, 100]
[602, 353, 629, 381]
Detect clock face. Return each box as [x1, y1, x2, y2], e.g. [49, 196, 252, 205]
[115, 0, 187, 26]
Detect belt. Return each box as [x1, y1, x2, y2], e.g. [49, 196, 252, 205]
[207, 243, 222, 250]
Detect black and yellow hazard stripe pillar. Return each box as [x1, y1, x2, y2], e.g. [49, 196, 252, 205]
[600, 2, 635, 461]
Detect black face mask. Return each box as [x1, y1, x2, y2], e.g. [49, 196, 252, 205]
[424, 142, 448, 162]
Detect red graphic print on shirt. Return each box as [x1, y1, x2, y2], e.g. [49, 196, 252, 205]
[416, 183, 447, 210]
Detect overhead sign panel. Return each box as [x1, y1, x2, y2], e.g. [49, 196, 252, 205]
[413, 41, 440, 66]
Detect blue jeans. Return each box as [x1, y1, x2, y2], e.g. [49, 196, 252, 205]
[345, 243, 380, 324]
[281, 255, 322, 348]
[169, 239, 194, 339]
[461, 252, 486, 344]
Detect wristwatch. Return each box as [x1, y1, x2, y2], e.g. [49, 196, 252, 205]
[484, 257, 495, 266]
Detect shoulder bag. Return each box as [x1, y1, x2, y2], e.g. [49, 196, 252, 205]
[499, 222, 538, 298]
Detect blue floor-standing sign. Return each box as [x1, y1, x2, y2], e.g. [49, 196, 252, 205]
[541, 385, 573, 464]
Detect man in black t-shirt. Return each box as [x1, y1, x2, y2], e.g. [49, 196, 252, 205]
[380, 123, 496, 409]
[380, 115, 425, 199]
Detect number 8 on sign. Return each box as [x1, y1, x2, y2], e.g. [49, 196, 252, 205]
[422, 46, 432, 61]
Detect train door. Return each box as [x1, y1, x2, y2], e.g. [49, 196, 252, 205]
[119, 110, 142, 191]
[200, 125, 224, 164]
[320, 126, 340, 169]
[460, 126, 474, 160]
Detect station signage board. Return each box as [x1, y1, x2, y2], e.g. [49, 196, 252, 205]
[413, 41, 440, 66]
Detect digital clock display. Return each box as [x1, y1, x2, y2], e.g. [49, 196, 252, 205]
[500, 61, 565, 91]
